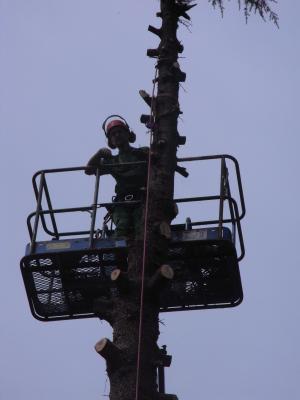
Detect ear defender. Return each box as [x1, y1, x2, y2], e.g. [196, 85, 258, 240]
[128, 131, 136, 143]
[102, 115, 136, 148]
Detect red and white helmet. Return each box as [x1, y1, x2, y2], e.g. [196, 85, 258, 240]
[106, 119, 127, 135]
[102, 115, 136, 149]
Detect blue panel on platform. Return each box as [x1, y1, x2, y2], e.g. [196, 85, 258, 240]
[171, 227, 232, 242]
[25, 237, 127, 256]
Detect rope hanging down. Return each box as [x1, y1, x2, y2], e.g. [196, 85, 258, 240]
[135, 66, 158, 400]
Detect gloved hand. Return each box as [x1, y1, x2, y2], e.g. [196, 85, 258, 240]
[97, 148, 112, 159]
[85, 147, 112, 175]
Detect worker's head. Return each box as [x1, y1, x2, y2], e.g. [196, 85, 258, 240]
[104, 118, 136, 149]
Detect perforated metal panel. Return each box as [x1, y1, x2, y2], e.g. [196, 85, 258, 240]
[21, 234, 242, 321]
[21, 248, 126, 321]
[162, 240, 243, 311]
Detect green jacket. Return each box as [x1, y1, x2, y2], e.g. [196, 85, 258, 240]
[87, 146, 149, 198]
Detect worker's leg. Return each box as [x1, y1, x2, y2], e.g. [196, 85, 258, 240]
[133, 205, 144, 237]
[112, 206, 132, 238]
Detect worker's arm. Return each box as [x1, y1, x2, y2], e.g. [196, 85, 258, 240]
[139, 146, 149, 156]
[132, 146, 149, 161]
[85, 148, 112, 175]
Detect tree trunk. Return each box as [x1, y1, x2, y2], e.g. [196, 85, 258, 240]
[95, 2, 191, 399]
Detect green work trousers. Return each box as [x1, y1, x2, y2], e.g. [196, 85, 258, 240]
[112, 205, 143, 238]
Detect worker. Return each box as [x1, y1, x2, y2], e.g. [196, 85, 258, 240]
[85, 116, 149, 238]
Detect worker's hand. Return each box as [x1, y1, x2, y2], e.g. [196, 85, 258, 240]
[97, 148, 112, 159]
[85, 148, 112, 175]
[85, 165, 96, 175]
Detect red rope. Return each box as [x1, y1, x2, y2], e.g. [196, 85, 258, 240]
[134, 68, 158, 400]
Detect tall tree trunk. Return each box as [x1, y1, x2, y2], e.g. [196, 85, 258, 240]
[95, 2, 192, 399]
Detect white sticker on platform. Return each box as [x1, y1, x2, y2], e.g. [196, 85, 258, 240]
[182, 230, 208, 241]
[46, 241, 71, 250]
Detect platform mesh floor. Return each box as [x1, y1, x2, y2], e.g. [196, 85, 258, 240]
[161, 241, 242, 310]
[22, 250, 123, 320]
[21, 241, 242, 321]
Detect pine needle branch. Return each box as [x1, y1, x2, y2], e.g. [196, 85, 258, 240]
[209, 0, 279, 26]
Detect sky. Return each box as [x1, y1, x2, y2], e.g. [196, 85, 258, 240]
[1, 1, 299, 399]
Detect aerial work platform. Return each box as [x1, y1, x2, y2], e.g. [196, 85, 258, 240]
[20, 154, 246, 321]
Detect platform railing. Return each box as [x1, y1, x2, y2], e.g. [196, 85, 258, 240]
[28, 154, 245, 259]
[176, 154, 246, 220]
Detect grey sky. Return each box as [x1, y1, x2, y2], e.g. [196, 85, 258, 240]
[1, 1, 299, 399]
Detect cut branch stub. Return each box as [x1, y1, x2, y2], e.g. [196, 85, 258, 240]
[175, 164, 189, 178]
[172, 202, 179, 218]
[176, 133, 186, 146]
[111, 269, 130, 293]
[159, 221, 172, 239]
[140, 114, 156, 130]
[157, 138, 167, 148]
[160, 264, 174, 279]
[148, 25, 162, 38]
[139, 89, 156, 109]
[157, 394, 179, 400]
[148, 264, 174, 292]
[147, 48, 160, 58]
[94, 338, 121, 366]
[171, 62, 186, 82]
[176, 41, 184, 54]
[175, 1, 197, 20]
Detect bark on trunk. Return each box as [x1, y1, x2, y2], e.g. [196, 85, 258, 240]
[95, 2, 192, 399]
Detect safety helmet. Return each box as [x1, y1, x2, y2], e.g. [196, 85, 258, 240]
[102, 115, 136, 149]
[106, 120, 127, 134]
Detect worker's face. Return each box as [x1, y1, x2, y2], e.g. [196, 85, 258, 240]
[109, 126, 130, 148]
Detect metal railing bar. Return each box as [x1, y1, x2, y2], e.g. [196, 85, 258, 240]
[27, 206, 92, 238]
[45, 230, 91, 237]
[174, 195, 242, 223]
[27, 197, 238, 239]
[27, 215, 34, 239]
[30, 173, 45, 254]
[28, 201, 142, 218]
[27, 206, 92, 218]
[33, 167, 86, 180]
[52, 230, 92, 237]
[43, 177, 59, 239]
[225, 167, 237, 244]
[231, 198, 245, 261]
[218, 158, 225, 239]
[175, 195, 220, 202]
[31, 155, 245, 219]
[27, 156, 245, 260]
[172, 197, 245, 260]
[231, 157, 246, 221]
[27, 199, 142, 237]
[177, 154, 246, 220]
[177, 154, 232, 162]
[31, 161, 147, 235]
[32, 161, 147, 180]
[89, 168, 100, 248]
[32, 172, 56, 238]
[190, 219, 237, 226]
